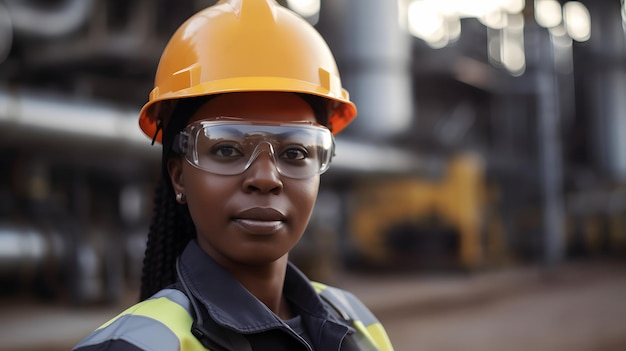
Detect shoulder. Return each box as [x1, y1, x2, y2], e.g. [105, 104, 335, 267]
[72, 289, 205, 351]
[311, 282, 395, 351]
[311, 282, 377, 324]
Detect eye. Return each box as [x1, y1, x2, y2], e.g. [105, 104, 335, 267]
[279, 146, 308, 161]
[212, 144, 244, 158]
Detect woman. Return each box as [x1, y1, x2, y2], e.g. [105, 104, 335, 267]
[73, 0, 394, 350]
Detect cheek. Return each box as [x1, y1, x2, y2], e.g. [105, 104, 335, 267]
[182, 167, 236, 221]
[305, 179, 320, 207]
[289, 177, 320, 220]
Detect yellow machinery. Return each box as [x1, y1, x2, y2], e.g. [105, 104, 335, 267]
[348, 152, 493, 270]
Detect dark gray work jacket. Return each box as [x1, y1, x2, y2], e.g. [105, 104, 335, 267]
[72, 241, 394, 351]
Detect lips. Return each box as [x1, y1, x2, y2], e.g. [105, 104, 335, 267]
[232, 207, 286, 234]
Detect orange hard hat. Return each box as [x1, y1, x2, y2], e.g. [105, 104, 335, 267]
[138, 0, 357, 142]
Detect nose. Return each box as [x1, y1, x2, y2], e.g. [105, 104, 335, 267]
[242, 144, 283, 194]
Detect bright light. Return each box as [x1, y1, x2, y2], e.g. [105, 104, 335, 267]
[535, 0, 562, 28]
[563, 2, 591, 42]
[501, 13, 526, 75]
[502, 39, 525, 75]
[447, 16, 462, 42]
[406, 0, 526, 20]
[503, 0, 525, 13]
[408, 1, 447, 43]
[405, 0, 527, 46]
[507, 10, 525, 30]
[549, 24, 567, 37]
[480, 10, 509, 29]
[444, 0, 505, 17]
[430, 0, 523, 18]
[286, 0, 320, 18]
[622, 0, 626, 33]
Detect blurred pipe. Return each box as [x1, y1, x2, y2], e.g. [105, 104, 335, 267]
[335, 0, 414, 138]
[330, 138, 445, 177]
[585, 1, 626, 181]
[527, 23, 566, 269]
[5, 0, 94, 38]
[0, 88, 158, 160]
[0, 223, 62, 278]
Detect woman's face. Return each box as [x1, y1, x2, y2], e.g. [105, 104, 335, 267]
[168, 92, 321, 268]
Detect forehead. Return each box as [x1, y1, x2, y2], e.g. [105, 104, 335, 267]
[189, 92, 316, 124]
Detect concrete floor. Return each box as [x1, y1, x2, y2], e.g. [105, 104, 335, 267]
[377, 265, 626, 351]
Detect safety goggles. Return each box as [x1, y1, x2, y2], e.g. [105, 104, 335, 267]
[172, 118, 335, 179]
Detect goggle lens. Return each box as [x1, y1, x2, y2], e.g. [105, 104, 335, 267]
[174, 119, 334, 179]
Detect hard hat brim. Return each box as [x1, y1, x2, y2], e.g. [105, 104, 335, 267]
[139, 76, 357, 142]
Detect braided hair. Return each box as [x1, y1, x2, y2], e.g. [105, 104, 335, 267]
[138, 93, 331, 301]
[139, 97, 207, 301]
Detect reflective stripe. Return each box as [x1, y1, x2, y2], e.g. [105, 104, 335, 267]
[74, 314, 180, 351]
[321, 285, 378, 326]
[366, 323, 394, 351]
[312, 282, 395, 351]
[74, 289, 205, 351]
[153, 289, 194, 313]
[349, 320, 380, 351]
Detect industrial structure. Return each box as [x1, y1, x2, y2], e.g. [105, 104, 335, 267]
[0, 0, 624, 304]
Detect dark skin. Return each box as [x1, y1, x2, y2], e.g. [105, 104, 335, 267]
[168, 92, 321, 319]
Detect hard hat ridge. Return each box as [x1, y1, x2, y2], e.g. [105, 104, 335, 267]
[226, 0, 278, 21]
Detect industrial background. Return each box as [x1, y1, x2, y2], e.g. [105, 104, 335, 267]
[0, 0, 625, 350]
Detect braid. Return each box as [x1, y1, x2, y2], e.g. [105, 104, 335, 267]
[139, 97, 210, 301]
[139, 175, 195, 300]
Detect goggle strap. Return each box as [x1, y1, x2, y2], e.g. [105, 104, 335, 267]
[150, 119, 163, 146]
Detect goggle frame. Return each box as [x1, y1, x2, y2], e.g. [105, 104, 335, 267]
[172, 117, 335, 179]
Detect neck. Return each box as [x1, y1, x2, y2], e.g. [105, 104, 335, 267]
[226, 255, 294, 319]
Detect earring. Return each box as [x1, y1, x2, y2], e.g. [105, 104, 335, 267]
[176, 193, 187, 204]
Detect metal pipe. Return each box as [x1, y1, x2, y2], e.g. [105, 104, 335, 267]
[5, 0, 94, 38]
[336, 0, 413, 138]
[528, 23, 566, 269]
[0, 223, 58, 276]
[0, 88, 157, 159]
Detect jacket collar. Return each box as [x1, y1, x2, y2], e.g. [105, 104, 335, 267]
[177, 240, 349, 335]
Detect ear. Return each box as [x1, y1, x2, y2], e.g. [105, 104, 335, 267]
[167, 156, 185, 195]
